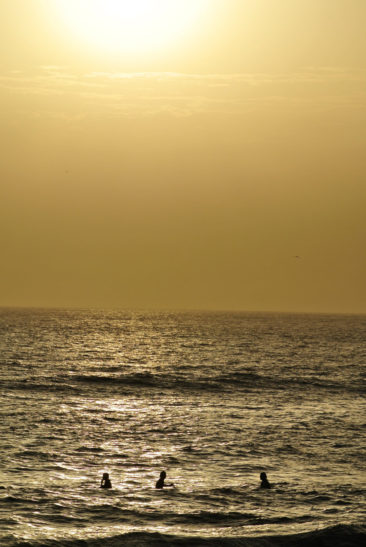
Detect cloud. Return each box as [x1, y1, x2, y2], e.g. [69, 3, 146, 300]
[0, 66, 365, 120]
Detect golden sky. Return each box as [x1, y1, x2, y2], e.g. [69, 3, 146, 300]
[1, 0, 365, 313]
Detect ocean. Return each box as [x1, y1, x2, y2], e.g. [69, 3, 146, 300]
[0, 308, 365, 546]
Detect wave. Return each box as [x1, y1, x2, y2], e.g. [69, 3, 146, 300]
[69, 371, 364, 395]
[0, 496, 44, 505]
[168, 511, 317, 526]
[75, 446, 106, 453]
[51, 505, 317, 527]
[3, 369, 364, 395]
[2, 524, 365, 547]
[1, 380, 81, 394]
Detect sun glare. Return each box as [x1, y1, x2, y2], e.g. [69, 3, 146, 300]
[53, 0, 210, 56]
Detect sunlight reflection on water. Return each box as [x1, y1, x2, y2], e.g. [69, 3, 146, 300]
[1, 310, 365, 544]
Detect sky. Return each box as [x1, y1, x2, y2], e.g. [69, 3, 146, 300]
[1, 0, 365, 313]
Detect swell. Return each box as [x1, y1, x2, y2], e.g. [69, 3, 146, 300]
[15, 505, 318, 526]
[3, 370, 363, 395]
[2, 524, 366, 547]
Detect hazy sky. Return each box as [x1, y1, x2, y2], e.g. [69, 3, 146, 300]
[1, 0, 365, 313]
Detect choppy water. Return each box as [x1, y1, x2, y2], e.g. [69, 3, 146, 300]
[0, 308, 365, 546]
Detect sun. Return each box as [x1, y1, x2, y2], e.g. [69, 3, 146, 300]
[53, 0, 210, 56]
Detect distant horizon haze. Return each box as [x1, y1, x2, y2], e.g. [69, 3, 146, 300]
[1, 0, 365, 314]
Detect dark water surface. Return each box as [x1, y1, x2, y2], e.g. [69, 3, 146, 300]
[0, 309, 365, 546]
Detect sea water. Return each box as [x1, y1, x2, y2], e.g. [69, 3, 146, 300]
[0, 308, 365, 546]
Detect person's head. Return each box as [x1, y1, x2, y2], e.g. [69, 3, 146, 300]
[103, 472, 109, 480]
[260, 472, 267, 481]
[160, 471, 166, 480]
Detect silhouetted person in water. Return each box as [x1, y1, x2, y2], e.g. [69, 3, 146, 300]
[260, 471, 271, 489]
[100, 472, 112, 489]
[155, 471, 174, 489]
